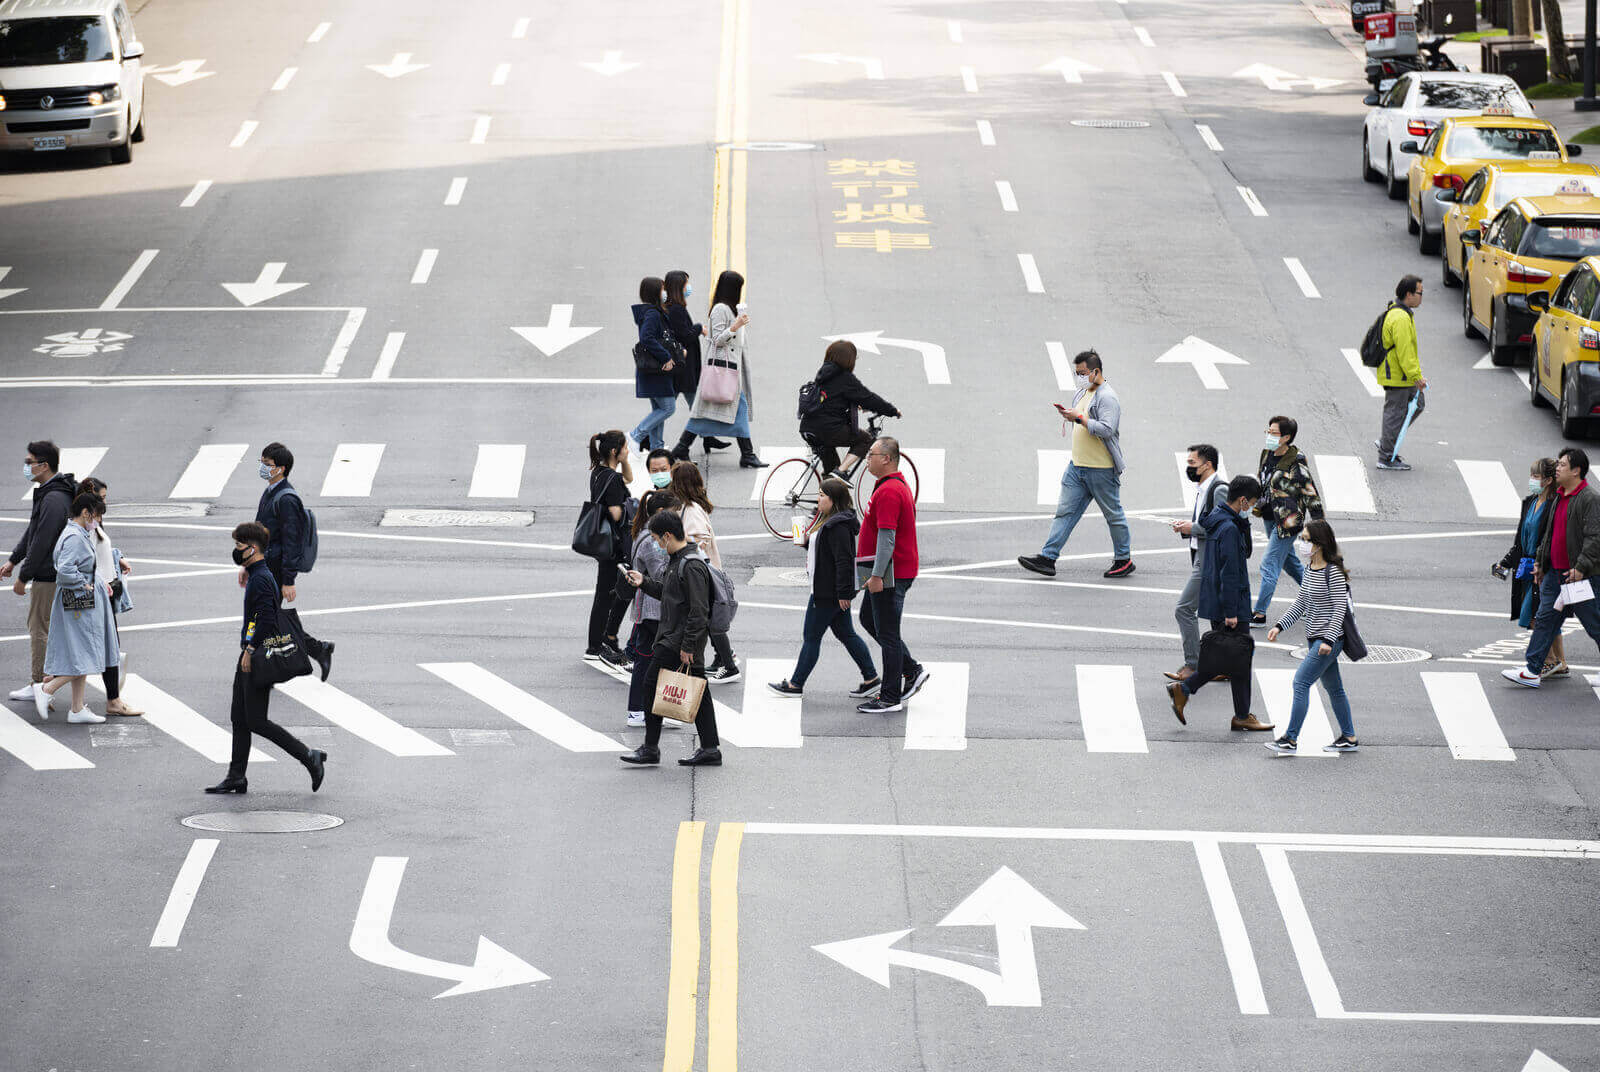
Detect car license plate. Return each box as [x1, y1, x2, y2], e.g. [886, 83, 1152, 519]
[32, 136, 66, 151]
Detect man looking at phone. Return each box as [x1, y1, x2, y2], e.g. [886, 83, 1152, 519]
[1167, 444, 1228, 683]
[1018, 350, 1134, 579]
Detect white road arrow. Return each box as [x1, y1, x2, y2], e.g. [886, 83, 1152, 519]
[1233, 63, 1344, 92]
[580, 51, 639, 77]
[797, 52, 885, 80]
[350, 857, 548, 999]
[822, 330, 949, 384]
[220, 263, 308, 307]
[512, 304, 603, 356]
[814, 866, 1083, 1007]
[366, 52, 430, 78]
[1038, 57, 1103, 83]
[1522, 1051, 1571, 1072]
[146, 60, 215, 87]
[0, 267, 25, 302]
[1155, 335, 1248, 390]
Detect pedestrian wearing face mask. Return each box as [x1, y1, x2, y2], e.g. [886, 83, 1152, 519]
[1250, 416, 1323, 627]
[1166, 444, 1230, 683]
[632, 276, 681, 453]
[597, 447, 677, 675]
[3, 440, 76, 707]
[662, 271, 730, 460]
[1495, 457, 1566, 678]
[1504, 448, 1600, 689]
[206, 522, 327, 795]
[669, 460, 741, 683]
[1266, 521, 1359, 754]
[31, 491, 114, 725]
[1376, 275, 1426, 471]
[685, 270, 768, 469]
[622, 489, 680, 727]
[253, 442, 334, 681]
[78, 478, 141, 716]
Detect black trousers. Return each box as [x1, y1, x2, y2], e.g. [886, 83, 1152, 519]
[640, 650, 719, 750]
[589, 556, 624, 650]
[815, 428, 875, 474]
[102, 605, 121, 701]
[228, 667, 310, 778]
[1182, 620, 1254, 719]
[860, 578, 921, 703]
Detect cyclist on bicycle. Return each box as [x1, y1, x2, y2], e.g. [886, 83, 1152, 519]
[800, 340, 901, 478]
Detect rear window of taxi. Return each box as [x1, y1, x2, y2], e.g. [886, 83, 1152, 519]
[1447, 126, 1560, 160]
[1522, 220, 1600, 260]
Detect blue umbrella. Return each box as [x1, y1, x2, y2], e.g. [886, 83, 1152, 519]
[1389, 386, 1425, 462]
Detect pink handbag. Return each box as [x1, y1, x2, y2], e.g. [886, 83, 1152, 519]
[699, 358, 740, 404]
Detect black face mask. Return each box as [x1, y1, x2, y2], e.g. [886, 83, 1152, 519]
[231, 547, 248, 566]
[1185, 465, 1202, 483]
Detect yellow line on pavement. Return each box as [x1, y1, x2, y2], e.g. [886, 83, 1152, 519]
[663, 820, 706, 1072]
[707, 822, 746, 1071]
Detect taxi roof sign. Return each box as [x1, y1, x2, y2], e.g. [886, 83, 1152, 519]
[1557, 178, 1595, 195]
[1482, 103, 1516, 116]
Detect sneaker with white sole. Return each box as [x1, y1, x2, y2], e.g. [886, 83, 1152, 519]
[857, 697, 903, 714]
[626, 712, 646, 728]
[767, 680, 804, 697]
[849, 677, 882, 698]
[67, 708, 105, 724]
[9, 683, 36, 702]
[1502, 667, 1541, 688]
[706, 663, 741, 685]
[1323, 736, 1360, 753]
[33, 682, 51, 720]
[1265, 735, 1297, 755]
[901, 667, 930, 700]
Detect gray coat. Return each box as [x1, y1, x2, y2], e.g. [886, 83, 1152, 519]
[690, 303, 754, 424]
[44, 522, 117, 676]
[1072, 382, 1125, 475]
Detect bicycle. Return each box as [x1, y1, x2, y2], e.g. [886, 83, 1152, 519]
[758, 415, 920, 539]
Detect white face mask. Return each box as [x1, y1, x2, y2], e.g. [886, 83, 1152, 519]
[1530, 478, 1543, 495]
[1264, 434, 1280, 450]
[684, 283, 693, 298]
[22, 462, 36, 481]
[1073, 373, 1091, 391]
[650, 471, 671, 489]
[258, 462, 274, 481]
[660, 289, 668, 303]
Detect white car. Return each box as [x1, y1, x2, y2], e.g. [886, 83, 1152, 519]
[0, 0, 145, 164]
[1362, 72, 1534, 200]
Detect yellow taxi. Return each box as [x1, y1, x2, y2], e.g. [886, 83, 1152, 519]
[1439, 163, 1600, 285]
[1403, 109, 1580, 255]
[1528, 255, 1600, 437]
[1463, 191, 1600, 365]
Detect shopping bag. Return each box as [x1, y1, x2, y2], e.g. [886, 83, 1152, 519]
[652, 668, 705, 723]
[248, 626, 314, 688]
[699, 358, 740, 404]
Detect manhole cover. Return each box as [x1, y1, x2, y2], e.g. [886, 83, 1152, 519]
[1070, 119, 1151, 129]
[181, 810, 343, 833]
[1288, 644, 1430, 664]
[108, 502, 208, 518]
[379, 509, 536, 528]
[717, 140, 819, 151]
[749, 565, 811, 587]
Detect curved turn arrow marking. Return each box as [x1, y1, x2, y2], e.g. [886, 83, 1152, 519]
[822, 331, 949, 384]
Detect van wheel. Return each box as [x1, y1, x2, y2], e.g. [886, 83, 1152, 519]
[1386, 153, 1406, 200]
[108, 107, 133, 163]
[1363, 137, 1382, 183]
[131, 106, 144, 143]
[1463, 281, 1483, 340]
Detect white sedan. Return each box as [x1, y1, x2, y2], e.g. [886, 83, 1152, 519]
[1362, 71, 1534, 199]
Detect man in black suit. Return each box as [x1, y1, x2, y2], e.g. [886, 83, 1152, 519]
[251, 442, 333, 681]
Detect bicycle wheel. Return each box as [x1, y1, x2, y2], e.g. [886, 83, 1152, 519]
[760, 458, 823, 539]
[856, 455, 920, 506]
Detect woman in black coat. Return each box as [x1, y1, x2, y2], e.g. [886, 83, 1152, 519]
[799, 340, 899, 477]
[663, 270, 730, 459]
[1496, 457, 1566, 674]
[767, 479, 880, 697]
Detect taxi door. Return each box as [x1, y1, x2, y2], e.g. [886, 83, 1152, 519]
[1538, 270, 1582, 396]
[1446, 169, 1490, 278]
[1471, 207, 1523, 328]
[1409, 128, 1444, 221]
[1550, 266, 1600, 395]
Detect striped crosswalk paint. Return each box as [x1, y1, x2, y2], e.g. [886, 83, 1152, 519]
[714, 659, 803, 748]
[276, 677, 454, 757]
[1037, 450, 1070, 506]
[0, 706, 95, 770]
[1254, 668, 1338, 757]
[320, 443, 385, 497]
[22, 447, 105, 501]
[89, 674, 273, 764]
[1421, 672, 1514, 760]
[1076, 664, 1147, 752]
[169, 444, 248, 499]
[1311, 455, 1375, 514]
[467, 444, 526, 498]
[419, 662, 621, 752]
[905, 662, 968, 750]
[1454, 460, 1522, 519]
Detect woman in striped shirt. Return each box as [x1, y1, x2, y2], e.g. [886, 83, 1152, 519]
[1264, 520, 1357, 754]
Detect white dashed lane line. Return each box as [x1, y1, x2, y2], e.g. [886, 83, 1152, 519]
[977, 119, 995, 146]
[371, 332, 405, 380]
[1196, 124, 1223, 151]
[179, 180, 211, 208]
[948, 19, 962, 42]
[470, 115, 492, 144]
[512, 17, 530, 38]
[491, 63, 510, 86]
[1018, 254, 1045, 294]
[961, 65, 978, 92]
[307, 21, 330, 43]
[271, 67, 297, 92]
[1134, 27, 1154, 46]
[411, 249, 438, 285]
[444, 177, 467, 205]
[1283, 256, 1321, 298]
[996, 180, 1018, 212]
[1236, 186, 1267, 216]
[229, 120, 257, 148]
[1161, 71, 1187, 97]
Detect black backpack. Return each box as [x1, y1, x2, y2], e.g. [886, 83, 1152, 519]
[270, 486, 319, 573]
[1358, 304, 1397, 368]
[796, 379, 826, 419]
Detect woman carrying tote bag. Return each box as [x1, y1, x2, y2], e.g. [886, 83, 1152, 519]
[682, 270, 767, 469]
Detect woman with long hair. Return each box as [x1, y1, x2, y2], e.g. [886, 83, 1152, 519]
[1496, 457, 1566, 677]
[768, 478, 879, 697]
[33, 492, 116, 724]
[662, 270, 729, 458]
[1266, 520, 1358, 754]
[631, 276, 680, 452]
[682, 270, 767, 468]
[585, 430, 633, 663]
[668, 460, 741, 681]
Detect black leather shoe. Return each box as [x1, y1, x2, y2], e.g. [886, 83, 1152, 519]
[316, 642, 335, 682]
[739, 455, 769, 469]
[678, 747, 723, 766]
[703, 437, 733, 450]
[620, 747, 661, 765]
[204, 776, 247, 794]
[305, 749, 327, 792]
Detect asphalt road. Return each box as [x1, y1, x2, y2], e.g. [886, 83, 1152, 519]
[1, 0, 1598, 1070]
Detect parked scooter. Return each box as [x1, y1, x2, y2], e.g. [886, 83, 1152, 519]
[1365, 37, 1460, 88]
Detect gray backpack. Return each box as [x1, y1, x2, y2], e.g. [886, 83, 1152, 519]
[695, 551, 739, 633]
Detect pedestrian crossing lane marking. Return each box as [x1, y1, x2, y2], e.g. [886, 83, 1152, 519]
[1421, 672, 1514, 760]
[321, 443, 385, 497]
[21, 447, 105, 501]
[1455, 460, 1522, 519]
[714, 659, 802, 747]
[1076, 665, 1147, 752]
[169, 444, 248, 499]
[905, 662, 968, 750]
[277, 677, 454, 757]
[89, 674, 273, 764]
[1254, 668, 1337, 757]
[419, 662, 621, 752]
[0, 706, 95, 770]
[1037, 450, 1070, 505]
[1311, 455, 1375, 514]
[468, 444, 526, 498]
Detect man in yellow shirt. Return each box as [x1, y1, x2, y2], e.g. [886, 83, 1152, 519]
[1376, 275, 1426, 472]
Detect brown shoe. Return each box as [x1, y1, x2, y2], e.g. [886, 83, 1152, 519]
[1231, 714, 1274, 732]
[1166, 682, 1188, 725]
[1212, 674, 1230, 682]
[1163, 666, 1196, 682]
[105, 699, 143, 717]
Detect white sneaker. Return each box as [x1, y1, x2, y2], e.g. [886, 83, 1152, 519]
[9, 683, 36, 702]
[626, 712, 646, 727]
[67, 707, 106, 724]
[32, 682, 51, 720]
[1502, 667, 1541, 688]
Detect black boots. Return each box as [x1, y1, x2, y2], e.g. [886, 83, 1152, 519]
[738, 437, 768, 468]
[306, 749, 328, 792]
[670, 432, 695, 462]
[204, 776, 247, 794]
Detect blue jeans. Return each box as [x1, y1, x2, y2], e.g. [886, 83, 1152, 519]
[631, 396, 676, 449]
[1284, 638, 1355, 741]
[1525, 570, 1600, 673]
[860, 578, 921, 703]
[1041, 463, 1130, 560]
[790, 596, 877, 688]
[1253, 524, 1304, 615]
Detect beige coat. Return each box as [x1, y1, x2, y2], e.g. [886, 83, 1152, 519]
[689, 303, 754, 425]
[680, 502, 721, 569]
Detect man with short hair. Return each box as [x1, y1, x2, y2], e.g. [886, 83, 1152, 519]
[856, 436, 928, 714]
[253, 442, 333, 681]
[1505, 448, 1600, 687]
[3, 441, 77, 702]
[1019, 350, 1134, 579]
[1167, 444, 1229, 682]
[1376, 275, 1426, 471]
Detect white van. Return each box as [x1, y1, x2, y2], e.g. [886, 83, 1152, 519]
[0, 0, 145, 163]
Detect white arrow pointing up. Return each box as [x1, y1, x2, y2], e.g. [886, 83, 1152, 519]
[512, 304, 603, 356]
[221, 263, 308, 307]
[1233, 63, 1344, 92]
[1155, 335, 1249, 390]
[366, 52, 430, 78]
[0, 267, 26, 302]
[580, 51, 639, 76]
[798, 53, 885, 80]
[147, 60, 215, 87]
[351, 857, 548, 999]
[1039, 57, 1103, 83]
[1522, 1051, 1571, 1072]
[823, 330, 949, 385]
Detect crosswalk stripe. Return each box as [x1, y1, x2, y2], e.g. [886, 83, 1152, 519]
[1037, 450, 1070, 506]
[1076, 664, 1148, 752]
[276, 677, 454, 757]
[1421, 672, 1514, 760]
[90, 674, 273, 764]
[1175, 451, 1229, 514]
[320, 443, 385, 497]
[22, 447, 105, 501]
[905, 661, 968, 750]
[0, 706, 95, 770]
[1454, 460, 1522, 519]
[715, 659, 803, 747]
[169, 444, 248, 499]
[419, 662, 621, 752]
[468, 444, 526, 498]
[1254, 668, 1338, 757]
[1311, 455, 1375, 514]
[1045, 341, 1072, 390]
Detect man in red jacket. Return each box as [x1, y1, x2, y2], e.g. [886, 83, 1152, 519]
[856, 437, 930, 714]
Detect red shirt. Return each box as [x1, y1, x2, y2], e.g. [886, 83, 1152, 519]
[858, 471, 918, 580]
[1552, 479, 1588, 571]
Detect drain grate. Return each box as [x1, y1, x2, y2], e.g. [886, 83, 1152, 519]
[379, 509, 536, 528]
[1289, 644, 1430, 664]
[1071, 119, 1151, 129]
[749, 566, 811, 587]
[182, 810, 344, 833]
[108, 503, 208, 518]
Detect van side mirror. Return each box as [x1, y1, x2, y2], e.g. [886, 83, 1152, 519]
[1529, 291, 1551, 312]
[1363, 92, 1380, 106]
[1400, 140, 1420, 154]
[122, 41, 143, 60]
[1570, 144, 1584, 157]
[1463, 229, 1482, 247]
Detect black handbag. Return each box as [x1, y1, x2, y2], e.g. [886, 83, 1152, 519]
[61, 585, 96, 613]
[572, 470, 624, 560]
[248, 615, 314, 688]
[1340, 598, 1368, 662]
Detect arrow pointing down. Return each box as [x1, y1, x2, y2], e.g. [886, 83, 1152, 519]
[823, 330, 949, 384]
[1155, 335, 1248, 390]
[512, 305, 603, 356]
[0, 267, 26, 302]
[366, 52, 430, 78]
[580, 51, 639, 76]
[147, 60, 215, 87]
[1039, 57, 1103, 83]
[351, 857, 548, 999]
[221, 263, 308, 307]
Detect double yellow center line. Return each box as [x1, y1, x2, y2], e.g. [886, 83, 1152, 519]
[662, 821, 745, 1072]
[710, 0, 750, 283]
